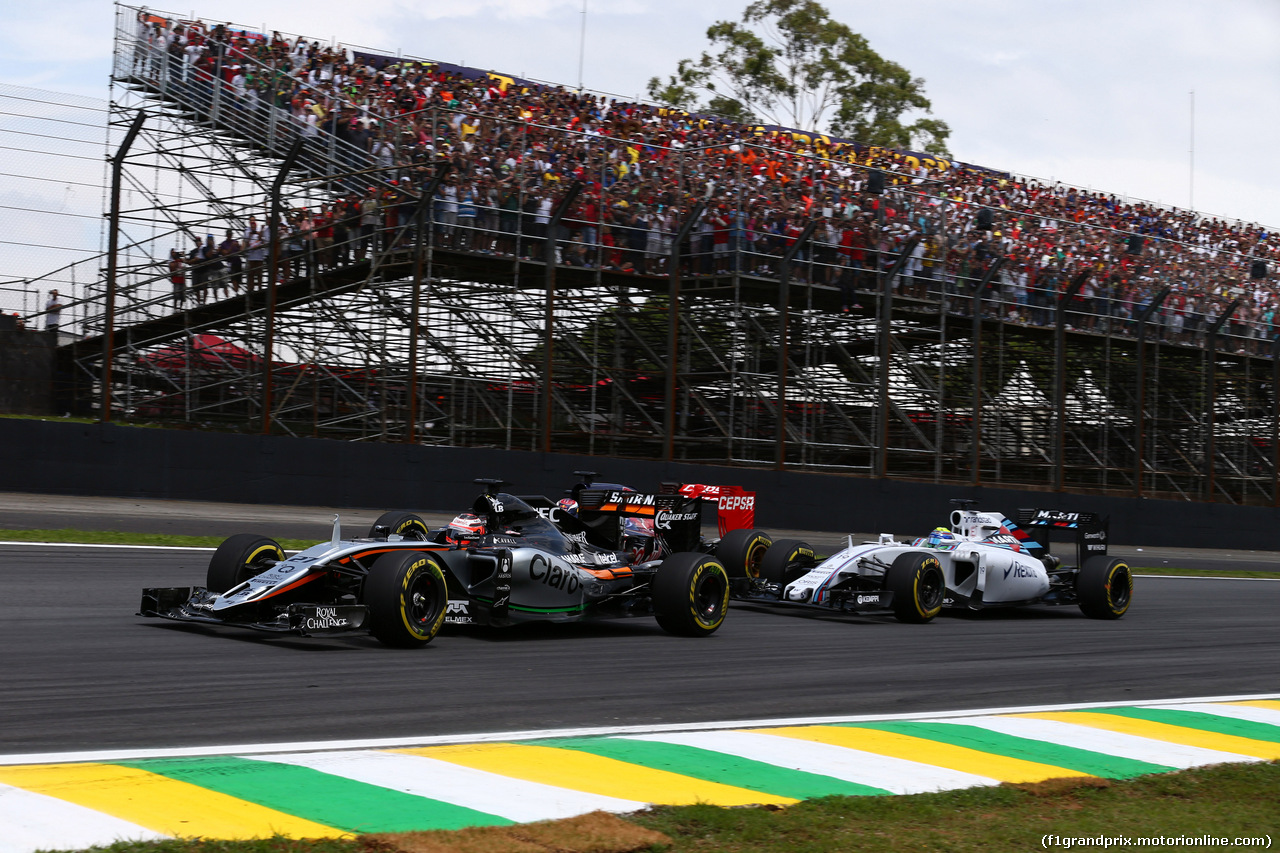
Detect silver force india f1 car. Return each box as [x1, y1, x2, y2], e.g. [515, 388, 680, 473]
[726, 501, 1132, 623]
[139, 480, 732, 647]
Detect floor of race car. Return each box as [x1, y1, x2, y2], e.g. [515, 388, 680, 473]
[2, 696, 1278, 850]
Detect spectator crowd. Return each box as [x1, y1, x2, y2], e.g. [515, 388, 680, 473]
[130, 11, 1278, 353]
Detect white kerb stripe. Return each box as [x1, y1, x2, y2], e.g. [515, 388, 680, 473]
[952, 716, 1260, 769]
[620, 731, 999, 795]
[1143, 702, 1280, 729]
[245, 751, 647, 822]
[0, 782, 167, 853]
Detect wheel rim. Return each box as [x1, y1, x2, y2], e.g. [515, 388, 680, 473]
[746, 540, 767, 578]
[693, 568, 727, 623]
[1109, 566, 1132, 610]
[919, 566, 944, 610]
[405, 568, 442, 629]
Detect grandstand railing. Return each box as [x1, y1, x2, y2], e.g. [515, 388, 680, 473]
[69, 5, 1280, 505]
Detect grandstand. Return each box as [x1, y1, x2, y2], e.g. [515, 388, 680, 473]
[28, 4, 1280, 504]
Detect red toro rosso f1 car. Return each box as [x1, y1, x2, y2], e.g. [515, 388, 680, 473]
[139, 480, 734, 647]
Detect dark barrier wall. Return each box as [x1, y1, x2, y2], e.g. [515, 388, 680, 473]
[0, 330, 55, 415]
[1, 418, 1274, 549]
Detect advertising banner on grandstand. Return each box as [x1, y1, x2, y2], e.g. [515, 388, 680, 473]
[351, 51, 540, 95]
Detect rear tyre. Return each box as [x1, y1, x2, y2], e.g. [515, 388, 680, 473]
[1077, 556, 1132, 619]
[370, 511, 430, 540]
[365, 550, 449, 647]
[207, 534, 284, 593]
[884, 551, 944, 623]
[716, 528, 773, 578]
[653, 553, 730, 637]
[760, 538, 816, 586]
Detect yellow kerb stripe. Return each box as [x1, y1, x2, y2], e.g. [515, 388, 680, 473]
[1013, 712, 1280, 759]
[751, 726, 1091, 784]
[1232, 700, 1280, 713]
[397, 743, 798, 807]
[0, 763, 343, 840]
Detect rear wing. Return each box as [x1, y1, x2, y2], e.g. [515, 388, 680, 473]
[665, 483, 756, 536]
[1015, 508, 1109, 567]
[576, 488, 704, 553]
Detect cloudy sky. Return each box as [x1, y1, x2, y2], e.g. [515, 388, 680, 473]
[1, 0, 1278, 266]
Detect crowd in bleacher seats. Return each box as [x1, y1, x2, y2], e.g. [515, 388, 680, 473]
[130, 11, 1278, 351]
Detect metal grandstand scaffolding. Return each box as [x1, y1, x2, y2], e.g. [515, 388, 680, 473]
[59, 4, 1280, 506]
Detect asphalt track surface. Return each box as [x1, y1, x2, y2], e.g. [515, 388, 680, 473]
[2, 492, 1279, 757]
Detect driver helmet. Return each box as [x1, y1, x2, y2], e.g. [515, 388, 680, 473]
[927, 526, 955, 548]
[556, 497, 579, 517]
[447, 512, 487, 542]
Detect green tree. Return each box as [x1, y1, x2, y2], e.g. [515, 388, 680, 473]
[647, 0, 950, 154]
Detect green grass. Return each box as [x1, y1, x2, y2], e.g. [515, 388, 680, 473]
[1132, 566, 1280, 578]
[30, 761, 1280, 852]
[0, 528, 316, 552]
[629, 761, 1280, 853]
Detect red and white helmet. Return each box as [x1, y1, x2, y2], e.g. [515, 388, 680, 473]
[556, 498, 579, 517]
[447, 512, 486, 542]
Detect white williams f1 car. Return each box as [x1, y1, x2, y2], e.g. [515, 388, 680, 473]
[727, 501, 1132, 623]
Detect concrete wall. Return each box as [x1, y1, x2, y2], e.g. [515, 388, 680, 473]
[1, 418, 1274, 548]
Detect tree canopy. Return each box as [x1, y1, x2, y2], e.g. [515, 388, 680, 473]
[646, 0, 951, 155]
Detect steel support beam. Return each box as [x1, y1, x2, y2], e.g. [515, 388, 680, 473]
[261, 139, 304, 435]
[1052, 272, 1089, 490]
[540, 180, 583, 453]
[407, 162, 452, 444]
[101, 110, 147, 422]
[1204, 298, 1239, 500]
[969, 257, 1007, 486]
[1134, 287, 1171, 497]
[664, 201, 705, 462]
[776, 219, 819, 469]
[874, 236, 920, 478]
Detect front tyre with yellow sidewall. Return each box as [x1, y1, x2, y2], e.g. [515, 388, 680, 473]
[884, 551, 944, 623]
[207, 534, 285, 592]
[369, 511, 430, 540]
[716, 528, 773, 578]
[1077, 556, 1133, 619]
[366, 550, 448, 647]
[653, 553, 731, 637]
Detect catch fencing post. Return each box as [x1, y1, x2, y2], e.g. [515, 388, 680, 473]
[102, 110, 147, 423]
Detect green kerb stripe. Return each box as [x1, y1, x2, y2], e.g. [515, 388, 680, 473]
[535, 736, 890, 799]
[833, 722, 1172, 779]
[116, 757, 512, 832]
[1093, 708, 1280, 743]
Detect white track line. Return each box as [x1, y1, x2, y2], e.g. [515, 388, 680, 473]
[246, 751, 646, 822]
[5, 693, 1277, 767]
[0, 782, 166, 853]
[0, 541, 215, 551]
[1140, 702, 1280, 728]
